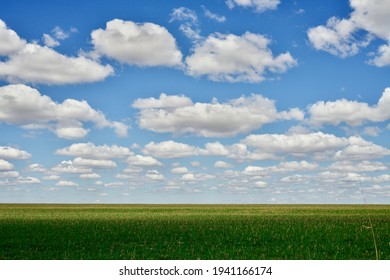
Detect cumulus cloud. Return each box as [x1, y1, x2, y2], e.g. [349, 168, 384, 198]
[308, 88, 390, 126]
[25, 163, 47, 173]
[0, 20, 113, 84]
[328, 160, 387, 172]
[105, 182, 125, 187]
[91, 19, 183, 67]
[133, 94, 303, 137]
[52, 160, 92, 174]
[73, 157, 117, 169]
[0, 146, 31, 160]
[132, 93, 192, 109]
[242, 132, 348, 157]
[0, 159, 14, 171]
[334, 136, 390, 160]
[0, 171, 20, 178]
[56, 142, 132, 159]
[183, 173, 215, 182]
[0, 84, 128, 139]
[243, 161, 318, 176]
[171, 167, 190, 174]
[42, 174, 60, 180]
[307, 0, 390, 66]
[55, 180, 79, 187]
[0, 176, 40, 186]
[127, 155, 162, 167]
[185, 32, 297, 83]
[307, 17, 364, 58]
[226, 0, 280, 13]
[145, 170, 165, 181]
[214, 161, 233, 168]
[204, 142, 230, 156]
[0, 20, 26, 55]
[143, 141, 200, 158]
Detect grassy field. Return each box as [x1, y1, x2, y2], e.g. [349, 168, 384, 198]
[0, 204, 389, 260]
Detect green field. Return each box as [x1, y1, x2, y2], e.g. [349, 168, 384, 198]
[0, 204, 389, 260]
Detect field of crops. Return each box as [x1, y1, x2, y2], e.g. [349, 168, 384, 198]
[0, 204, 389, 260]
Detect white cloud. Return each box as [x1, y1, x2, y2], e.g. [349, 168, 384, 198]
[318, 171, 366, 184]
[226, 0, 280, 13]
[16, 177, 41, 184]
[185, 32, 297, 83]
[255, 181, 268, 187]
[363, 126, 381, 137]
[171, 167, 190, 174]
[0, 171, 20, 178]
[242, 132, 348, 157]
[243, 161, 318, 176]
[214, 161, 233, 168]
[55, 126, 89, 140]
[328, 160, 387, 172]
[0, 84, 128, 139]
[181, 173, 197, 181]
[204, 142, 229, 156]
[280, 174, 310, 183]
[42, 175, 61, 180]
[307, 17, 362, 58]
[190, 161, 200, 167]
[334, 136, 390, 160]
[369, 43, 390, 67]
[349, 0, 390, 39]
[25, 163, 47, 173]
[273, 161, 319, 173]
[0, 176, 40, 186]
[127, 155, 162, 167]
[0, 146, 31, 160]
[243, 166, 267, 176]
[122, 167, 143, 173]
[0, 159, 14, 171]
[42, 34, 60, 47]
[55, 180, 79, 187]
[307, 1, 390, 66]
[308, 88, 390, 126]
[56, 142, 132, 159]
[180, 173, 215, 182]
[73, 157, 117, 169]
[51, 26, 77, 40]
[202, 6, 226, 23]
[145, 170, 165, 181]
[91, 19, 183, 67]
[170, 7, 201, 41]
[52, 160, 92, 174]
[105, 182, 124, 187]
[134, 94, 303, 137]
[143, 141, 200, 158]
[0, 43, 113, 85]
[132, 93, 193, 109]
[0, 20, 26, 56]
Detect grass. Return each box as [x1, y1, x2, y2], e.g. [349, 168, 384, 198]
[0, 204, 389, 260]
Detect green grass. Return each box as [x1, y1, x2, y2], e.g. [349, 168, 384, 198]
[0, 204, 389, 260]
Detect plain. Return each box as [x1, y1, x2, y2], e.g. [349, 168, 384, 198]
[0, 204, 389, 260]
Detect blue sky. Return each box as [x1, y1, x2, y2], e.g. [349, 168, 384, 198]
[0, 0, 389, 203]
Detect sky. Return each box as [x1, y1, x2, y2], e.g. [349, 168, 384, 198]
[0, 0, 389, 204]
